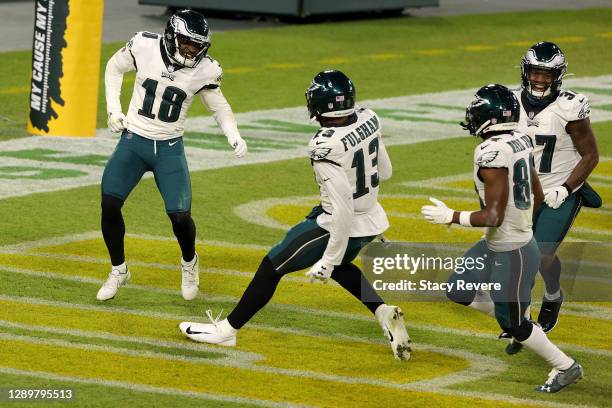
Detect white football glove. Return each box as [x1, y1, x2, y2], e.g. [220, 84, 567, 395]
[227, 134, 247, 158]
[544, 185, 570, 209]
[107, 112, 126, 133]
[305, 259, 333, 284]
[421, 197, 454, 224]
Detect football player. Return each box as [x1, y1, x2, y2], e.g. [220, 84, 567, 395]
[422, 84, 583, 392]
[97, 10, 247, 301]
[515, 42, 600, 332]
[179, 70, 412, 360]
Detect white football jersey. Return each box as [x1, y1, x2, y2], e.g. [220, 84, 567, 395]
[474, 132, 535, 252]
[515, 88, 591, 193]
[113, 32, 223, 140]
[308, 108, 391, 237]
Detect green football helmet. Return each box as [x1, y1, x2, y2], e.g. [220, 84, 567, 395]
[305, 70, 355, 120]
[521, 41, 567, 105]
[461, 84, 520, 136]
[164, 9, 211, 68]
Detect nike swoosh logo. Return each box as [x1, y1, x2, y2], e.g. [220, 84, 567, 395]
[579, 98, 585, 103]
[387, 329, 394, 342]
[323, 178, 330, 182]
[495, 262, 502, 266]
[185, 326, 211, 335]
[480, 144, 490, 150]
[169, 141, 179, 147]
[316, 141, 325, 145]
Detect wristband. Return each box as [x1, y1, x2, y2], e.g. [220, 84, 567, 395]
[459, 211, 473, 227]
[561, 183, 573, 195]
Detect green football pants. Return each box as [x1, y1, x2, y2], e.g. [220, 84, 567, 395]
[101, 130, 191, 213]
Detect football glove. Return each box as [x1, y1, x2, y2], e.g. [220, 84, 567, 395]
[421, 197, 454, 225]
[544, 185, 570, 209]
[227, 134, 247, 158]
[305, 259, 332, 284]
[107, 112, 126, 133]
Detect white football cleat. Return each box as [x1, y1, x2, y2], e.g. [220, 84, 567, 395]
[181, 253, 199, 300]
[179, 310, 237, 346]
[376, 304, 412, 360]
[96, 264, 130, 301]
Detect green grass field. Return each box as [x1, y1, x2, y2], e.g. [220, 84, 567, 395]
[0, 8, 611, 408]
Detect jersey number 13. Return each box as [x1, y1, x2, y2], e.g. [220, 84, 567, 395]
[351, 138, 379, 199]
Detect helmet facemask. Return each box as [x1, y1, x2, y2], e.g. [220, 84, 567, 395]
[164, 12, 211, 68]
[521, 43, 567, 105]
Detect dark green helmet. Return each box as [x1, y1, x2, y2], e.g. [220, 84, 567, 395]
[305, 70, 355, 120]
[164, 9, 211, 68]
[461, 84, 520, 136]
[521, 41, 567, 105]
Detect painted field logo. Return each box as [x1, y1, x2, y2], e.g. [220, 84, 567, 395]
[3, 75, 612, 199]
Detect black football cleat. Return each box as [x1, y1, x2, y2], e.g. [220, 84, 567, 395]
[505, 338, 523, 355]
[537, 291, 563, 333]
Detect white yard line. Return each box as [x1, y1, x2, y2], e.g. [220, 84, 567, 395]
[0, 367, 305, 408]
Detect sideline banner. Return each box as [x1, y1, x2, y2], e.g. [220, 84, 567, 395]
[27, 0, 103, 137]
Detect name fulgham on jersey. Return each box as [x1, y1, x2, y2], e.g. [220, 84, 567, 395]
[308, 108, 390, 237]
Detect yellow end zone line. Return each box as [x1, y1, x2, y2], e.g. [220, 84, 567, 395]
[2, 34, 610, 95]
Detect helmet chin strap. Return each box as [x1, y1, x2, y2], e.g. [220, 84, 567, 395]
[169, 37, 205, 68]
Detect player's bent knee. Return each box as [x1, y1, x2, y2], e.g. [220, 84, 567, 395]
[257, 256, 282, 279]
[446, 274, 474, 305]
[501, 319, 533, 342]
[101, 194, 124, 221]
[540, 253, 558, 270]
[168, 211, 192, 227]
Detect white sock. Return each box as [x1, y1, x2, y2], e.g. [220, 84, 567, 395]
[219, 318, 238, 336]
[112, 262, 127, 273]
[544, 290, 561, 301]
[520, 324, 573, 370]
[468, 290, 495, 316]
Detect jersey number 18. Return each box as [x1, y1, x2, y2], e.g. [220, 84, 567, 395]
[138, 78, 187, 123]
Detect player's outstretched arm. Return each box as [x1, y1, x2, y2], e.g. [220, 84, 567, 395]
[421, 167, 509, 227]
[200, 88, 247, 157]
